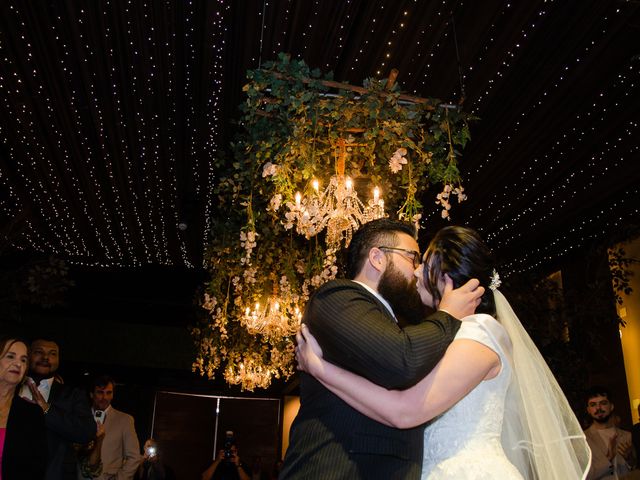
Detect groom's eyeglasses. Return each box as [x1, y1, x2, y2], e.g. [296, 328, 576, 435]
[378, 246, 422, 269]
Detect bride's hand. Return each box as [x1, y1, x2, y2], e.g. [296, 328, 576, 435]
[295, 324, 325, 376]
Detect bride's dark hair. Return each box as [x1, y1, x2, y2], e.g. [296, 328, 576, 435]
[423, 226, 496, 316]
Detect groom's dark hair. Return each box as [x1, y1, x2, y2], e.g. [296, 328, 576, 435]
[346, 219, 416, 279]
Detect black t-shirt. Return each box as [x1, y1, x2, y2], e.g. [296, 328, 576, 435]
[211, 461, 249, 480]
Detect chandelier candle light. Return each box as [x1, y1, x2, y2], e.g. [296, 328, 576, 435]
[240, 288, 303, 340]
[285, 138, 386, 248]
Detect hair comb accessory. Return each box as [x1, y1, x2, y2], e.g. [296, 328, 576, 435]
[489, 269, 501, 291]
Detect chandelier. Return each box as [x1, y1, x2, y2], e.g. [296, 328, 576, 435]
[224, 357, 276, 391]
[240, 291, 303, 340]
[285, 138, 386, 248]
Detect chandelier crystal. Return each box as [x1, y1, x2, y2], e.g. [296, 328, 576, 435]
[285, 138, 386, 248]
[240, 295, 303, 340]
[224, 359, 275, 391]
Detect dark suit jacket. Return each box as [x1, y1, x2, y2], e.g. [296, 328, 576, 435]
[2, 393, 47, 480]
[44, 380, 96, 480]
[280, 279, 460, 480]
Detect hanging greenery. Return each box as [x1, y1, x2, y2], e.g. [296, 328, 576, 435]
[191, 53, 474, 390]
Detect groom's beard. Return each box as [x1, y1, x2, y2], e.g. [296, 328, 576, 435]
[378, 262, 428, 326]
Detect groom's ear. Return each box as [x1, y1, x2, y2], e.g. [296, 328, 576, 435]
[368, 247, 387, 273]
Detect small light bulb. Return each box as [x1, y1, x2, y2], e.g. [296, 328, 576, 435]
[346, 178, 353, 190]
[373, 186, 380, 201]
[295, 192, 301, 206]
[312, 179, 319, 192]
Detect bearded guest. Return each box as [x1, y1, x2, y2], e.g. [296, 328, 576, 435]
[20, 337, 96, 480]
[0, 336, 47, 479]
[585, 386, 637, 479]
[280, 218, 484, 480]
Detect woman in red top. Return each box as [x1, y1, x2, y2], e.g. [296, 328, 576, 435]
[0, 336, 46, 479]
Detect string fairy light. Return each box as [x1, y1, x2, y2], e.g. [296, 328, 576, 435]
[201, 0, 229, 267]
[0, 0, 637, 277]
[0, 1, 230, 268]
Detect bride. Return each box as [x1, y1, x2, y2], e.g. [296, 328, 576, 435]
[296, 226, 591, 479]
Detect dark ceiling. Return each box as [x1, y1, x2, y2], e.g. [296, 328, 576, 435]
[1, 1, 639, 310]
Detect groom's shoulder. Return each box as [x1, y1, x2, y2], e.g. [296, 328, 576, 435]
[313, 278, 369, 298]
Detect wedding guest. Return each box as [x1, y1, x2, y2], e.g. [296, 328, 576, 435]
[75, 421, 105, 479]
[584, 386, 636, 479]
[201, 435, 250, 480]
[0, 336, 47, 479]
[136, 438, 176, 480]
[20, 337, 96, 480]
[632, 405, 640, 466]
[84, 375, 141, 480]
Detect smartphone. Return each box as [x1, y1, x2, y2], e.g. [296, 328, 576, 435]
[94, 410, 104, 425]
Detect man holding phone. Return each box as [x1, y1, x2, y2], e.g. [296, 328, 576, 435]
[87, 375, 142, 480]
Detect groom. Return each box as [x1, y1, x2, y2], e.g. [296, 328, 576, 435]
[280, 219, 483, 479]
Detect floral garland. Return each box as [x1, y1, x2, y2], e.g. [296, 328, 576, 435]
[191, 54, 473, 390]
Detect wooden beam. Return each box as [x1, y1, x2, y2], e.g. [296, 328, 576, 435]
[267, 71, 437, 108]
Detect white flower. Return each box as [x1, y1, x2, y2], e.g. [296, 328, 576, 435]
[262, 162, 278, 177]
[388, 147, 408, 173]
[453, 186, 467, 202]
[268, 194, 282, 212]
[411, 213, 422, 231]
[203, 293, 217, 312]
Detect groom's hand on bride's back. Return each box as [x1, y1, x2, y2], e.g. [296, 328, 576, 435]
[437, 276, 484, 319]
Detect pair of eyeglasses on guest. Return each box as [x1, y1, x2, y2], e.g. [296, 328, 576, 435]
[378, 246, 422, 269]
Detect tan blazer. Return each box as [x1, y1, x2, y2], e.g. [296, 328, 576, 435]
[95, 407, 142, 480]
[585, 424, 637, 480]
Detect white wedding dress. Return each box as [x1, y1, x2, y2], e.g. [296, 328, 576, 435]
[421, 314, 523, 479]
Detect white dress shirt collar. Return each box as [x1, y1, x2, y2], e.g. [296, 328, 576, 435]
[352, 280, 397, 322]
[19, 376, 55, 402]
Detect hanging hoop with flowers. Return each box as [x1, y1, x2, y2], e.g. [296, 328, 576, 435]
[191, 53, 474, 390]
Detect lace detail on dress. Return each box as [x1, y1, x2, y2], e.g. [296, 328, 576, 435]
[421, 314, 523, 479]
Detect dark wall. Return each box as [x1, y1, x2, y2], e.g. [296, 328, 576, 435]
[560, 245, 631, 428]
[152, 392, 281, 480]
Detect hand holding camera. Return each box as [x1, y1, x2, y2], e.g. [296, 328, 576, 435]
[223, 430, 237, 464]
[143, 440, 159, 462]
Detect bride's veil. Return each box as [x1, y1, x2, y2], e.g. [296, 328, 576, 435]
[494, 289, 592, 479]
